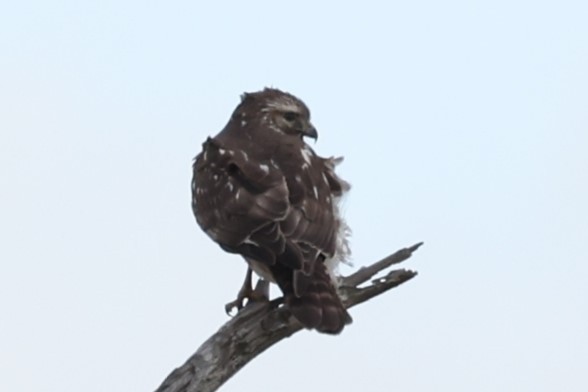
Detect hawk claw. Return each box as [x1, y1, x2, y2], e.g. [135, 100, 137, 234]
[225, 268, 270, 316]
[225, 298, 245, 316]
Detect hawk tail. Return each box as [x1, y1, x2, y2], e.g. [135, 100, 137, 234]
[281, 263, 352, 334]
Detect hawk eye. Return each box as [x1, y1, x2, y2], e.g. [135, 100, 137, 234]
[283, 111, 297, 122]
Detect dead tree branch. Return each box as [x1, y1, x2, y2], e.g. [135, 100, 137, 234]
[155, 242, 423, 392]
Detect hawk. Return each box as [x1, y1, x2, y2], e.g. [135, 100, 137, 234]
[191, 88, 352, 334]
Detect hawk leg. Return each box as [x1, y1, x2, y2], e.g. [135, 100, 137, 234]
[225, 268, 270, 315]
[252, 278, 270, 302]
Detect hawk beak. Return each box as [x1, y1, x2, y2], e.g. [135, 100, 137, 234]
[303, 124, 318, 140]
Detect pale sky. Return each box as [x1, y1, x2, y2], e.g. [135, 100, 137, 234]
[1, 1, 587, 391]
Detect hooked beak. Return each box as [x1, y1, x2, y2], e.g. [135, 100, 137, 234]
[303, 124, 318, 140]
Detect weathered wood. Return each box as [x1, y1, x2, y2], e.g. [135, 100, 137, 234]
[155, 242, 422, 392]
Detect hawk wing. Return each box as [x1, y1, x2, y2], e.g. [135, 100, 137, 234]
[192, 137, 351, 333]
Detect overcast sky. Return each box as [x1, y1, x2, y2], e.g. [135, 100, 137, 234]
[1, 1, 587, 391]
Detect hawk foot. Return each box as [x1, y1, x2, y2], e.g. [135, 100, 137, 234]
[225, 278, 270, 316]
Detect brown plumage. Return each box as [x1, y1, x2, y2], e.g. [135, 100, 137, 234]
[191, 88, 352, 334]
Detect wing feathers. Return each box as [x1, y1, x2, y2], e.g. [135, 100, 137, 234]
[193, 140, 290, 248]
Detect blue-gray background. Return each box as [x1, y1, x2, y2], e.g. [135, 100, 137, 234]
[1, 1, 586, 391]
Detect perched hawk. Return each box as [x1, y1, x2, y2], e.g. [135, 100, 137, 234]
[191, 88, 352, 334]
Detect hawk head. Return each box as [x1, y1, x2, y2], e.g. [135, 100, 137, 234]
[235, 88, 318, 140]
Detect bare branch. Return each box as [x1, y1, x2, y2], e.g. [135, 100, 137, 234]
[155, 243, 422, 392]
[342, 242, 423, 287]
